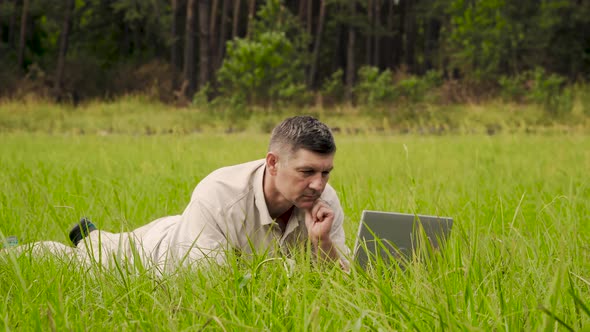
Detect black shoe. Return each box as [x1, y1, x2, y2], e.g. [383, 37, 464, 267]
[69, 218, 97, 246]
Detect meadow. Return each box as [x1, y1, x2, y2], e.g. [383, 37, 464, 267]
[0, 132, 589, 331]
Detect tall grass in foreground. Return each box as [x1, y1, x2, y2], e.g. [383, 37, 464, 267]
[0, 134, 589, 330]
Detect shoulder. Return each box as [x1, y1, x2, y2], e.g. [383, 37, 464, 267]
[320, 183, 342, 207]
[190, 159, 265, 207]
[206, 159, 265, 180]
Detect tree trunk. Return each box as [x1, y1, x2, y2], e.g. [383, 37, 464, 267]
[404, 0, 417, 73]
[373, 0, 381, 68]
[55, 0, 75, 98]
[392, 0, 404, 70]
[385, 1, 395, 69]
[246, 0, 255, 39]
[345, 2, 356, 103]
[366, 0, 372, 66]
[8, 0, 17, 48]
[308, 0, 326, 88]
[232, 0, 241, 39]
[183, 0, 197, 97]
[0, 0, 4, 43]
[171, 0, 181, 70]
[17, 0, 29, 69]
[424, 17, 440, 72]
[217, 0, 230, 68]
[198, 0, 211, 90]
[298, 0, 306, 23]
[306, 0, 312, 37]
[209, 0, 219, 73]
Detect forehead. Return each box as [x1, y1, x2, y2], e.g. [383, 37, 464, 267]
[287, 149, 334, 169]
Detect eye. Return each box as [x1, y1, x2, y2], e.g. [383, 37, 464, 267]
[301, 170, 315, 176]
[322, 171, 331, 177]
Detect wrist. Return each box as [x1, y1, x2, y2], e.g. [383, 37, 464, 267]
[309, 233, 331, 246]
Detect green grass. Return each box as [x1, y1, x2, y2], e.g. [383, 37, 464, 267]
[1, 133, 589, 330]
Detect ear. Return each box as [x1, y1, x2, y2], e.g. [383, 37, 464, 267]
[266, 152, 279, 176]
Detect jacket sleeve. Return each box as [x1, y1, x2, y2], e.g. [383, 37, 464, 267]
[168, 197, 229, 267]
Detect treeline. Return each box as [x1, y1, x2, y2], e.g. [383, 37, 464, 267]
[0, 0, 589, 107]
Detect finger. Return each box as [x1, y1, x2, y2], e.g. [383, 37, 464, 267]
[311, 199, 327, 221]
[316, 206, 333, 222]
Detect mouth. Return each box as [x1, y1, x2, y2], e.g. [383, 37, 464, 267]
[301, 195, 319, 201]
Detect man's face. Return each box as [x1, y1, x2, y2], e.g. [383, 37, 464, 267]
[272, 148, 334, 210]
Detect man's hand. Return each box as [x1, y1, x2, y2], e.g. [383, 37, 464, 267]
[305, 199, 340, 264]
[304, 199, 334, 245]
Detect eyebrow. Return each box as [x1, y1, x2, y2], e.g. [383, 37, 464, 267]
[296, 166, 334, 172]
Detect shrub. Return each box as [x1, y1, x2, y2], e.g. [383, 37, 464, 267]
[498, 67, 571, 115]
[320, 69, 345, 104]
[216, 0, 308, 107]
[354, 66, 396, 107]
[527, 67, 569, 115]
[498, 74, 528, 102]
[396, 71, 443, 103]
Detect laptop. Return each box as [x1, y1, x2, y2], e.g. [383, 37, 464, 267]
[353, 210, 453, 269]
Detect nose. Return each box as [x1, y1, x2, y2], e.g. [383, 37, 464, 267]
[308, 173, 325, 191]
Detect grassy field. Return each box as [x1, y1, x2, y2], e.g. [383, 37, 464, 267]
[2, 96, 590, 136]
[0, 132, 589, 330]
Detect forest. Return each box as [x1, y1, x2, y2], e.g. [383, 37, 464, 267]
[0, 0, 589, 109]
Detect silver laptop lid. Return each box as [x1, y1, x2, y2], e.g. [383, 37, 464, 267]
[353, 210, 453, 268]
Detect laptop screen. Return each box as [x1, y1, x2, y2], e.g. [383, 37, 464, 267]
[353, 210, 453, 268]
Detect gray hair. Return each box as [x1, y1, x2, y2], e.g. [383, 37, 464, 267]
[268, 116, 336, 156]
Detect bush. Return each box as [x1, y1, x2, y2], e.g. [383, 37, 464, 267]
[354, 66, 396, 107]
[216, 0, 308, 107]
[498, 67, 571, 115]
[217, 31, 306, 106]
[498, 74, 528, 102]
[320, 69, 345, 105]
[396, 71, 443, 103]
[527, 68, 569, 115]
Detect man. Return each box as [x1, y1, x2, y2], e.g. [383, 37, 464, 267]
[9, 116, 349, 272]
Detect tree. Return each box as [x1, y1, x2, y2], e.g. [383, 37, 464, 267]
[182, 0, 197, 97]
[198, 0, 211, 89]
[232, 0, 241, 39]
[217, 0, 230, 69]
[171, 0, 182, 70]
[17, 0, 29, 69]
[246, 0, 256, 38]
[54, 0, 75, 99]
[403, 0, 417, 72]
[345, 2, 356, 102]
[307, 0, 326, 87]
[0, 0, 4, 43]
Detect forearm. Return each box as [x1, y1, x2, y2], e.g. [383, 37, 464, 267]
[312, 237, 341, 265]
[312, 238, 350, 272]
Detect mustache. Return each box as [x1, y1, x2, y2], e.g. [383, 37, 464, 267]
[303, 191, 320, 198]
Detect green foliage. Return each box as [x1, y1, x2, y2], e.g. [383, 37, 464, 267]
[498, 68, 571, 115]
[354, 66, 396, 107]
[354, 67, 444, 107]
[445, 0, 590, 81]
[446, 0, 510, 80]
[498, 75, 528, 102]
[527, 68, 569, 115]
[218, 31, 305, 105]
[396, 71, 443, 103]
[216, 0, 308, 107]
[320, 69, 345, 103]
